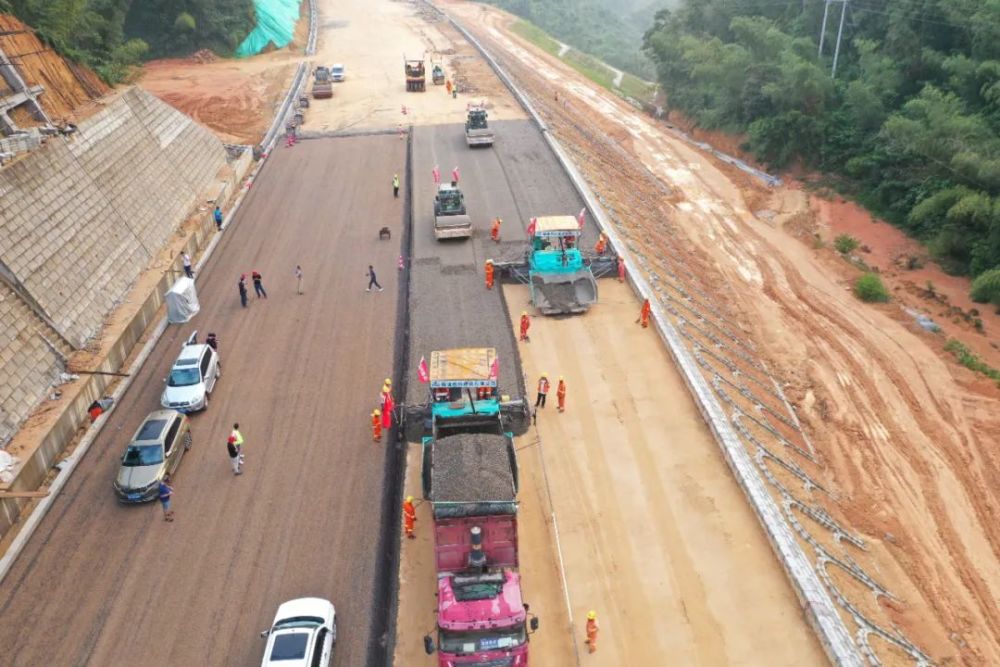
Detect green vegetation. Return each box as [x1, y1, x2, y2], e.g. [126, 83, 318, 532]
[2, 0, 254, 83]
[510, 19, 658, 102]
[944, 339, 1000, 385]
[970, 268, 1000, 307]
[618, 72, 658, 102]
[485, 0, 672, 80]
[564, 49, 615, 89]
[643, 0, 1000, 287]
[834, 234, 859, 255]
[508, 18, 561, 57]
[854, 273, 889, 303]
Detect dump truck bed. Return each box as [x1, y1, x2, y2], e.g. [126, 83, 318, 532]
[424, 432, 519, 571]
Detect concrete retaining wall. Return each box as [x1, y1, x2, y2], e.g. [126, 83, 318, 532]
[0, 283, 69, 448]
[0, 87, 227, 349]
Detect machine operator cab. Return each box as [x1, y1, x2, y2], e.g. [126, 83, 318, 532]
[429, 348, 500, 428]
[529, 215, 584, 272]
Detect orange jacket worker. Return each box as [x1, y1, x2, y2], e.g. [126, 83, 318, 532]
[485, 259, 495, 289]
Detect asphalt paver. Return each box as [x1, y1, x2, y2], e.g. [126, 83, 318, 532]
[0, 136, 404, 667]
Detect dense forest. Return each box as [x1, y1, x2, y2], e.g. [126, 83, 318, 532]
[0, 0, 254, 82]
[485, 0, 675, 79]
[643, 0, 1000, 291]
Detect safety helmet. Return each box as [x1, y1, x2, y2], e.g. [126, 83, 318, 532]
[587, 610, 597, 620]
[486, 259, 493, 264]
[406, 495, 414, 503]
[374, 408, 381, 416]
[521, 311, 527, 316]
[541, 371, 548, 377]
[559, 376, 564, 381]
[385, 378, 392, 386]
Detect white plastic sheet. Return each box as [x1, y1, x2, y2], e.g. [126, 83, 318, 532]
[165, 277, 200, 324]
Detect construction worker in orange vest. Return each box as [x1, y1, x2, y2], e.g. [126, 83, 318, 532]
[485, 259, 495, 289]
[535, 373, 550, 408]
[637, 298, 651, 328]
[372, 409, 382, 442]
[617, 256, 626, 282]
[519, 311, 531, 342]
[594, 233, 607, 255]
[490, 217, 501, 242]
[556, 376, 566, 412]
[403, 495, 417, 539]
[585, 610, 599, 653]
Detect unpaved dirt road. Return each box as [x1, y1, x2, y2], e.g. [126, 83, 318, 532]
[448, 2, 1000, 663]
[0, 136, 404, 666]
[304, 0, 525, 132]
[507, 281, 827, 665]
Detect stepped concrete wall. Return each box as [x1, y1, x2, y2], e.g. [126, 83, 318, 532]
[0, 86, 227, 349]
[0, 283, 68, 446]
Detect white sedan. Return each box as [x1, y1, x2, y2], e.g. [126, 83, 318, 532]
[260, 598, 336, 667]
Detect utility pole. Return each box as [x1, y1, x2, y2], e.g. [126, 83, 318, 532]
[818, 0, 849, 78]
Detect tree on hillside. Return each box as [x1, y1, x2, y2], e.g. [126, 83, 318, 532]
[2, 0, 254, 83]
[642, 0, 1000, 282]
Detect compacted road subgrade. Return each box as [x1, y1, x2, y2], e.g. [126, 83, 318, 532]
[0, 136, 403, 667]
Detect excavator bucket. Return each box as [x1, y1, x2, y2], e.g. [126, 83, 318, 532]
[530, 269, 598, 315]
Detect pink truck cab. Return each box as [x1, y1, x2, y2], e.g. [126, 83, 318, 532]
[422, 432, 539, 665]
[433, 569, 534, 666]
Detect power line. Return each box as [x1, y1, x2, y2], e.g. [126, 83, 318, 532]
[848, 1, 973, 31]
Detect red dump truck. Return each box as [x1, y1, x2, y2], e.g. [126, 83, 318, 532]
[422, 431, 538, 665]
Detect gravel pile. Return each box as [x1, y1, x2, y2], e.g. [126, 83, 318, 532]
[429, 433, 516, 502]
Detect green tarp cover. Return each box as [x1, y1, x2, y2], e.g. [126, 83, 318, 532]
[236, 0, 300, 57]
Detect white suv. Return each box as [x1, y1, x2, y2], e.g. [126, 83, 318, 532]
[160, 335, 220, 413]
[260, 598, 336, 667]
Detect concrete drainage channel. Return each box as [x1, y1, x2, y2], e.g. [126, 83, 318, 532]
[430, 2, 877, 665]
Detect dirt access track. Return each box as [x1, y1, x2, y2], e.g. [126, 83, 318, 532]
[444, 1, 1000, 663]
[0, 136, 404, 666]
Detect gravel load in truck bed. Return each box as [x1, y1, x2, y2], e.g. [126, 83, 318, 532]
[428, 432, 517, 503]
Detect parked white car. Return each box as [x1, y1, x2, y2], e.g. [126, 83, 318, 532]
[260, 598, 336, 667]
[330, 63, 345, 82]
[160, 335, 220, 413]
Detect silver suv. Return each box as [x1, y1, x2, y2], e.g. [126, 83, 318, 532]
[113, 410, 192, 502]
